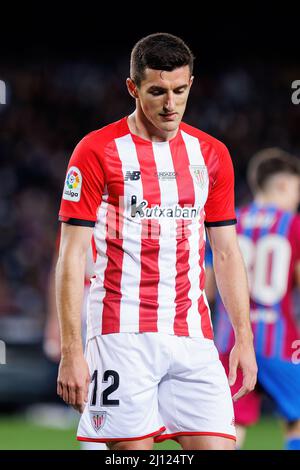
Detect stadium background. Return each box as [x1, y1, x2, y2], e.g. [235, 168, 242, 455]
[0, 6, 299, 449]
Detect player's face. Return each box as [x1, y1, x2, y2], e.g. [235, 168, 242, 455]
[135, 66, 193, 134]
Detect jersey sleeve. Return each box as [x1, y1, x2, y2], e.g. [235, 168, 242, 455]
[204, 143, 237, 227]
[58, 137, 105, 227]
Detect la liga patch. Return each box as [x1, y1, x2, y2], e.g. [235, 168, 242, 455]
[63, 166, 82, 202]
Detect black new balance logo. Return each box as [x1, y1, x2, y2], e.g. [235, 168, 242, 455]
[125, 171, 141, 181]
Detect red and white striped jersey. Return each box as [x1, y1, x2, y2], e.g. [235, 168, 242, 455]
[59, 117, 236, 339]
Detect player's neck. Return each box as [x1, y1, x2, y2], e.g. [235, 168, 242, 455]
[127, 111, 179, 143]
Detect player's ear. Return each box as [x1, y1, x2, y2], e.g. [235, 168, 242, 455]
[126, 78, 139, 99]
[189, 75, 194, 88]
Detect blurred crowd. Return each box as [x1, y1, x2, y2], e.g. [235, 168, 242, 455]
[0, 58, 300, 339]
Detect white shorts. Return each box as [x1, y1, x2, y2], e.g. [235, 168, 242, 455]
[77, 332, 236, 443]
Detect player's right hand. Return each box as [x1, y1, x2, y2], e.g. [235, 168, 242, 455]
[57, 353, 90, 413]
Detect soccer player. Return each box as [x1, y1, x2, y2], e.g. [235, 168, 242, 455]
[56, 33, 257, 450]
[206, 148, 300, 450]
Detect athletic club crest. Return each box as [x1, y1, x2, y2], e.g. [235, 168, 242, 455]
[189, 165, 208, 189]
[90, 411, 107, 432]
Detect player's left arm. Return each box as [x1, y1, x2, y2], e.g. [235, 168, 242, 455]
[206, 224, 257, 401]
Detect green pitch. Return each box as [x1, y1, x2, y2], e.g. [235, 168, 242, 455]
[0, 416, 284, 450]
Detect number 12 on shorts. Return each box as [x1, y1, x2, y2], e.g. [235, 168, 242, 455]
[90, 369, 120, 407]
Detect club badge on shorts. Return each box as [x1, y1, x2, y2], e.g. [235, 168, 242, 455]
[90, 411, 107, 432]
[189, 165, 208, 189]
[63, 166, 82, 202]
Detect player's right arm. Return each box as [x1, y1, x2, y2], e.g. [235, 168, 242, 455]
[56, 135, 105, 413]
[56, 223, 93, 413]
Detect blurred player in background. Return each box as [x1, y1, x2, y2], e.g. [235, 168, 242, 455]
[206, 148, 300, 450]
[44, 231, 106, 450]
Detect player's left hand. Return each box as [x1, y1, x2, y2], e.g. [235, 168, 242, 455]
[228, 338, 257, 401]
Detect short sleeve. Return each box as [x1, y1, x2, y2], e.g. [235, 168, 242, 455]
[58, 137, 105, 227]
[204, 144, 237, 227]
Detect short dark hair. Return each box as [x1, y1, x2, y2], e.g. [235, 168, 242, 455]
[247, 147, 300, 193]
[130, 33, 194, 87]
